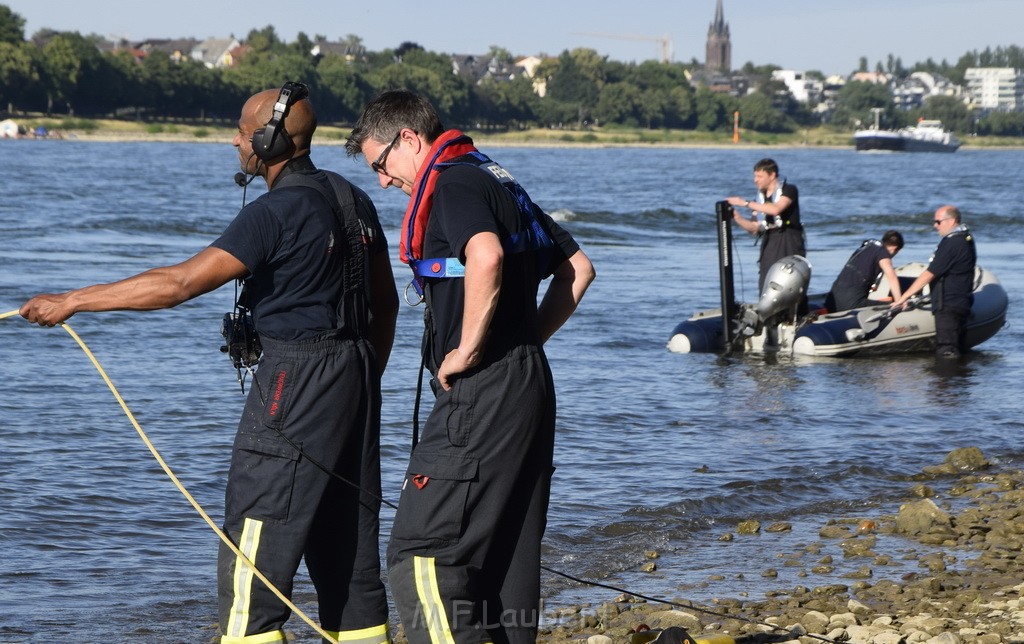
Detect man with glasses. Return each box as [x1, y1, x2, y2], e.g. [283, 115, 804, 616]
[892, 205, 977, 358]
[345, 89, 595, 643]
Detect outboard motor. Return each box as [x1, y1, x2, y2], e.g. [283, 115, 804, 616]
[755, 255, 812, 320]
[734, 255, 812, 338]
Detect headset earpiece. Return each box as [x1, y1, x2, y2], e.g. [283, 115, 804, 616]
[251, 81, 310, 162]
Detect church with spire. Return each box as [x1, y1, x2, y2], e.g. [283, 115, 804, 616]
[706, 0, 732, 72]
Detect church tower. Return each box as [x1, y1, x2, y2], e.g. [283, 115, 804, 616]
[705, 0, 731, 71]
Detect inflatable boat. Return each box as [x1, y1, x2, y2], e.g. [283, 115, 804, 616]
[668, 202, 1008, 357]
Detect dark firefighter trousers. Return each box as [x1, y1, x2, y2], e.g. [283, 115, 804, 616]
[388, 344, 556, 644]
[217, 331, 389, 644]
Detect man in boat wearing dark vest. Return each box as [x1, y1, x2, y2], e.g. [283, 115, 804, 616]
[825, 230, 904, 312]
[346, 89, 595, 644]
[20, 83, 398, 643]
[892, 205, 977, 359]
[727, 158, 808, 316]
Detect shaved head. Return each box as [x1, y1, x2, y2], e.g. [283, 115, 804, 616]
[241, 88, 317, 157]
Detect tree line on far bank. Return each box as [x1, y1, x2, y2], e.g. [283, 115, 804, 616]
[2, 5, 1023, 136]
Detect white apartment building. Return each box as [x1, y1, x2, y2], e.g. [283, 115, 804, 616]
[893, 71, 962, 111]
[964, 67, 1024, 112]
[771, 69, 823, 104]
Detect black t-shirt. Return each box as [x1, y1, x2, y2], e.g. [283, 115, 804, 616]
[211, 167, 386, 341]
[833, 240, 889, 292]
[927, 228, 976, 311]
[422, 163, 579, 369]
[764, 181, 801, 231]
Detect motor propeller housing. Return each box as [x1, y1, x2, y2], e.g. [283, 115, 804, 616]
[754, 255, 811, 321]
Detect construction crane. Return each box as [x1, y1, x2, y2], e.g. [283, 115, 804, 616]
[572, 32, 674, 63]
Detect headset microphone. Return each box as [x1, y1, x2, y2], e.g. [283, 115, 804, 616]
[234, 171, 257, 187]
[234, 152, 260, 187]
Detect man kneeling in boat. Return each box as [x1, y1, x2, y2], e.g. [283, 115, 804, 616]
[824, 230, 904, 312]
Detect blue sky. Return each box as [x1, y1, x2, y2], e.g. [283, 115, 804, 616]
[6, 0, 1022, 76]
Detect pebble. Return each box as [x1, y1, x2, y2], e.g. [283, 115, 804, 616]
[524, 449, 1024, 644]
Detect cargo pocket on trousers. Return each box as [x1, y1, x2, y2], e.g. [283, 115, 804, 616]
[445, 376, 477, 447]
[259, 361, 294, 431]
[392, 451, 479, 543]
[230, 433, 300, 523]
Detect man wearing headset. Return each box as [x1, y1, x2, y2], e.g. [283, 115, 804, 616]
[20, 85, 397, 643]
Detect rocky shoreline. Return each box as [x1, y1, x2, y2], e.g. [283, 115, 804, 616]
[531, 447, 1024, 643]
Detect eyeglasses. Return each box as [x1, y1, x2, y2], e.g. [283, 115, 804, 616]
[933, 218, 950, 225]
[370, 131, 401, 175]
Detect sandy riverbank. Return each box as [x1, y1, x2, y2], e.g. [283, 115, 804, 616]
[507, 447, 1024, 644]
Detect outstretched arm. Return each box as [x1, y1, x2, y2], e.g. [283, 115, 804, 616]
[891, 269, 934, 309]
[20, 247, 247, 326]
[878, 258, 902, 302]
[538, 249, 596, 343]
[726, 197, 761, 235]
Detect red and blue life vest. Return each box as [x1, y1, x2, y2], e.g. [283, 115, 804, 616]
[400, 130, 554, 296]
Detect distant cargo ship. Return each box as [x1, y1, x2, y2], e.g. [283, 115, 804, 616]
[854, 118, 961, 153]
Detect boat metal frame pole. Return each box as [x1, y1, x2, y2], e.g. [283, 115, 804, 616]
[716, 200, 739, 350]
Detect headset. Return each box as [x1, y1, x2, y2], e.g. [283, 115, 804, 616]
[251, 81, 310, 162]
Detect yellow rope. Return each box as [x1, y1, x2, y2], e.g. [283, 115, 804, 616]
[1, 309, 339, 644]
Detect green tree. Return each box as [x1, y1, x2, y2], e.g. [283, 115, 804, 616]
[367, 59, 471, 125]
[978, 111, 1024, 136]
[473, 74, 539, 128]
[636, 88, 673, 129]
[694, 86, 728, 131]
[487, 45, 514, 67]
[832, 80, 895, 129]
[392, 47, 472, 122]
[39, 35, 80, 114]
[315, 54, 370, 121]
[949, 52, 975, 85]
[246, 25, 283, 54]
[738, 91, 793, 133]
[0, 4, 26, 44]
[63, 32, 124, 114]
[0, 40, 38, 109]
[628, 60, 690, 92]
[594, 81, 639, 126]
[219, 52, 318, 113]
[544, 49, 606, 127]
[292, 31, 314, 57]
[339, 34, 365, 59]
[665, 85, 696, 128]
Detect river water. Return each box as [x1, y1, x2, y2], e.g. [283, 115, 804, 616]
[1, 139, 1021, 641]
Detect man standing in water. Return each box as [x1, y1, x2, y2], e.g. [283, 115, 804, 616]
[892, 205, 976, 359]
[345, 89, 595, 643]
[727, 158, 808, 315]
[20, 83, 397, 643]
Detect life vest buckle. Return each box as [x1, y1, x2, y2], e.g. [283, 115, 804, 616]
[404, 280, 425, 306]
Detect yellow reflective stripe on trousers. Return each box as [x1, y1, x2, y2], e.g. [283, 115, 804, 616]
[220, 630, 286, 644]
[226, 517, 265, 640]
[413, 556, 455, 644]
[324, 623, 391, 643]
